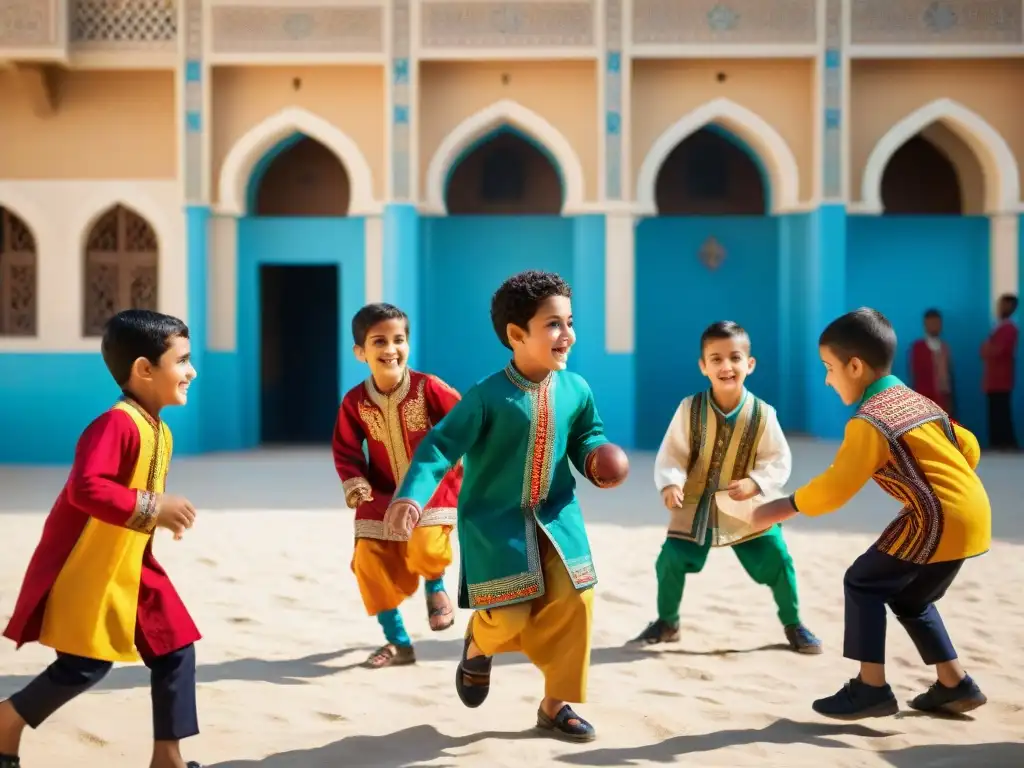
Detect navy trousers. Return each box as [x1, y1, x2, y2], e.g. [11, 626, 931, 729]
[10, 643, 199, 741]
[843, 546, 962, 665]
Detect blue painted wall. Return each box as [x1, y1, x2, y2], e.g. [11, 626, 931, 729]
[846, 215, 990, 441]
[634, 216, 781, 449]
[210, 216, 365, 451]
[419, 216, 574, 392]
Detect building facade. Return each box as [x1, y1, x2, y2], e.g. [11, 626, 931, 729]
[1, 0, 1022, 463]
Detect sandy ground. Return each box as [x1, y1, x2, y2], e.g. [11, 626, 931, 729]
[0, 440, 1021, 767]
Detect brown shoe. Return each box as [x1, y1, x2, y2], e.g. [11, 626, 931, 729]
[363, 644, 416, 669]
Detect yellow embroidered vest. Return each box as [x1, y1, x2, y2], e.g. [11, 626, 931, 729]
[39, 401, 173, 662]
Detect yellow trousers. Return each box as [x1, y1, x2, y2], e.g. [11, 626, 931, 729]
[471, 535, 594, 702]
[352, 525, 453, 616]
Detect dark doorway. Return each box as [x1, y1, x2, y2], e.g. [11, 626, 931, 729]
[259, 264, 339, 444]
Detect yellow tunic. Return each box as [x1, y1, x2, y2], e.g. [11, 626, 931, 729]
[793, 376, 990, 565]
[39, 401, 173, 662]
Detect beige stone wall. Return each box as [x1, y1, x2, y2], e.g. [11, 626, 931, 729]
[0, 70, 176, 180]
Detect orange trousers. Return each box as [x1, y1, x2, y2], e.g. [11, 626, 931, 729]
[352, 525, 453, 616]
[471, 535, 594, 702]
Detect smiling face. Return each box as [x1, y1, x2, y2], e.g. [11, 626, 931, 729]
[138, 334, 196, 408]
[354, 317, 409, 390]
[699, 335, 755, 401]
[507, 295, 575, 381]
[819, 344, 869, 406]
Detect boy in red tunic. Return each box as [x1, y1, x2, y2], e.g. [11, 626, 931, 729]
[0, 309, 203, 768]
[981, 293, 1019, 449]
[333, 303, 463, 669]
[909, 308, 954, 415]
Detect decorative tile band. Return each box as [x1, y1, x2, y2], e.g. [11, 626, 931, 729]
[822, 0, 842, 200]
[604, 0, 623, 201]
[391, 0, 412, 200]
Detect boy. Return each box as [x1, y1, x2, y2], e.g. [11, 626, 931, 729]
[751, 307, 990, 719]
[385, 270, 625, 742]
[633, 321, 821, 654]
[332, 303, 463, 669]
[0, 309, 203, 768]
[909, 309, 954, 415]
[981, 293, 1018, 450]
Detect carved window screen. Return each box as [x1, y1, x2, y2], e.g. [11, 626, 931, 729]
[0, 208, 38, 337]
[83, 205, 159, 337]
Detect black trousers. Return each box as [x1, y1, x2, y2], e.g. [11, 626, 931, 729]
[843, 547, 962, 666]
[987, 392, 1018, 449]
[9, 643, 199, 741]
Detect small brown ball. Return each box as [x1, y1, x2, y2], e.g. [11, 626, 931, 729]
[585, 443, 629, 489]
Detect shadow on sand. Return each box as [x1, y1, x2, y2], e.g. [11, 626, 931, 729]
[206, 718, 1024, 768]
[0, 639, 799, 700]
[0, 649, 371, 699]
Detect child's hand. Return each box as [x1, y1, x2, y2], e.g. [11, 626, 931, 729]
[727, 478, 760, 501]
[346, 486, 374, 508]
[661, 485, 684, 510]
[385, 501, 421, 539]
[155, 494, 196, 539]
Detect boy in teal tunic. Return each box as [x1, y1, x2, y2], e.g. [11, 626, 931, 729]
[385, 270, 626, 742]
[633, 321, 821, 654]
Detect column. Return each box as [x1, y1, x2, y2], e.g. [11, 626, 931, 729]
[802, 0, 849, 439]
[179, 0, 207, 453]
[383, 0, 420, 363]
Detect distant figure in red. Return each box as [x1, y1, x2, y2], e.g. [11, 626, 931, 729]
[909, 309, 954, 415]
[981, 293, 1019, 450]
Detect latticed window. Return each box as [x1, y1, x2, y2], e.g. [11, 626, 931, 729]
[0, 208, 38, 337]
[83, 205, 159, 337]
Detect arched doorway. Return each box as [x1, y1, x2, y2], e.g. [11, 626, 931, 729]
[421, 126, 574, 392]
[634, 126, 780, 449]
[82, 204, 159, 337]
[848, 126, 989, 438]
[241, 133, 359, 445]
[0, 207, 38, 337]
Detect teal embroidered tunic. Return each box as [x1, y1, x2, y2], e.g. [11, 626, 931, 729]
[394, 363, 610, 610]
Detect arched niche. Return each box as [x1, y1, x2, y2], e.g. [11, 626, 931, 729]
[862, 98, 1019, 215]
[249, 133, 352, 217]
[445, 127, 563, 215]
[653, 126, 768, 215]
[636, 98, 800, 215]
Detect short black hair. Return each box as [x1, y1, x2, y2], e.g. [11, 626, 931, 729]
[490, 270, 572, 350]
[818, 307, 896, 371]
[700, 320, 750, 355]
[351, 303, 408, 346]
[1000, 293, 1019, 312]
[923, 308, 942, 320]
[101, 309, 189, 388]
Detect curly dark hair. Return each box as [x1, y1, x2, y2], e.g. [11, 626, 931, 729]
[490, 270, 573, 349]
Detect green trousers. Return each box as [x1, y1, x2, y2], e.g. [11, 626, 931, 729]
[655, 524, 801, 627]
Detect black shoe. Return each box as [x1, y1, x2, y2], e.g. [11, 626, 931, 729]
[629, 619, 680, 645]
[908, 675, 987, 716]
[785, 623, 823, 654]
[455, 632, 491, 708]
[812, 677, 899, 719]
[0, 754, 20, 768]
[186, 763, 204, 768]
[536, 705, 596, 742]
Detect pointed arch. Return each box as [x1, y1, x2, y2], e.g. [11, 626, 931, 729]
[218, 107, 376, 216]
[636, 98, 801, 215]
[0, 187, 46, 247]
[424, 99, 586, 215]
[861, 98, 1019, 214]
[72, 186, 170, 255]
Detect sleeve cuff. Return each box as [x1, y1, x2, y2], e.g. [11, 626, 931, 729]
[125, 490, 159, 534]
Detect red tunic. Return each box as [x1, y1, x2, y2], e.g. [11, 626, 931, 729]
[332, 369, 463, 539]
[982, 320, 1018, 394]
[909, 338, 953, 414]
[3, 404, 200, 660]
